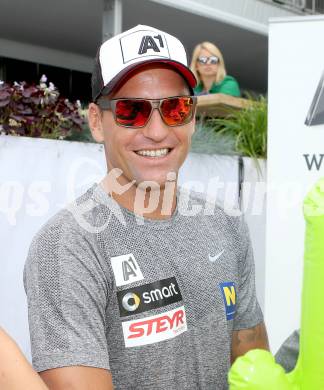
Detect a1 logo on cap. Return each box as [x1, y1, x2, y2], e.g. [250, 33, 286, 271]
[120, 29, 170, 64]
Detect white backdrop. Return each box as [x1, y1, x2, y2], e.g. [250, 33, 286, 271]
[0, 135, 267, 361]
[266, 15, 324, 352]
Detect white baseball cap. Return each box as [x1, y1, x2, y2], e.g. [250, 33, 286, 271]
[91, 24, 197, 101]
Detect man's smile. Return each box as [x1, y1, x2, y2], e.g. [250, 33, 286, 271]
[135, 148, 172, 158]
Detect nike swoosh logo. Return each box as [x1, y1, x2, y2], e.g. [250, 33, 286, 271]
[208, 250, 225, 262]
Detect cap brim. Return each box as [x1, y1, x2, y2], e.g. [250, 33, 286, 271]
[98, 59, 197, 99]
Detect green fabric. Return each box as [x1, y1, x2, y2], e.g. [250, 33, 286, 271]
[228, 350, 293, 389]
[228, 177, 324, 390]
[194, 75, 241, 97]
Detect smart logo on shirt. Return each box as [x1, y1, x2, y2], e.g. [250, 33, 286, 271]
[219, 282, 236, 321]
[117, 277, 182, 317]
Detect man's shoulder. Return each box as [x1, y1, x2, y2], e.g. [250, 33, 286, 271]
[30, 184, 99, 248]
[178, 187, 238, 213]
[178, 188, 244, 228]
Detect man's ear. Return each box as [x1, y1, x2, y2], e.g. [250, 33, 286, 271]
[88, 103, 104, 143]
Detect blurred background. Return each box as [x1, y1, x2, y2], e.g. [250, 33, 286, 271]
[1, 0, 323, 103]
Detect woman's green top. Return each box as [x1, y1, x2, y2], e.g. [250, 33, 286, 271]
[194, 75, 241, 97]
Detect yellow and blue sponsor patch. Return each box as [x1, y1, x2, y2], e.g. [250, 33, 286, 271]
[219, 282, 236, 320]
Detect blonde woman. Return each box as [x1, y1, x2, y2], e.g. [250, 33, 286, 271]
[190, 41, 240, 96]
[0, 328, 48, 390]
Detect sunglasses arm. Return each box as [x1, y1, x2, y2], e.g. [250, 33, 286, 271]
[96, 98, 112, 111]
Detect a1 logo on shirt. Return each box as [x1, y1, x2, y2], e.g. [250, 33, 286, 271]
[111, 253, 144, 287]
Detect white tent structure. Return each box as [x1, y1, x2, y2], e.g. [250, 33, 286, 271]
[0, 0, 307, 93]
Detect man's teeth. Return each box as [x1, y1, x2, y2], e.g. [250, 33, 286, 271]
[136, 148, 170, 157]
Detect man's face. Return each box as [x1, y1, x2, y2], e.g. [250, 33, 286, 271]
[98, 66, 195, 188]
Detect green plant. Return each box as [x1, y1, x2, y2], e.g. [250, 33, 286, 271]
[191, 117, 236, 155]
[64, 109, 94, 143]
[207, 95, 267, 159]
[0, 76, 86, 140]
[64, 125, 94, 143]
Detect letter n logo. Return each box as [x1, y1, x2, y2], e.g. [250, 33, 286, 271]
[111, 253, 144, 287]
[219, 282, 237, 320]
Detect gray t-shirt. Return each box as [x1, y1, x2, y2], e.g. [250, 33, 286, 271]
[275, 330, 299, 373]
[24, 183, 263, 390]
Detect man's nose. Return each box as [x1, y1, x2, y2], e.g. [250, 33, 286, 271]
[141, 109, 170, 142]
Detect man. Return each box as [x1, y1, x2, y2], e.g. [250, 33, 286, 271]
[0, 327, 47, 390]
[24, 25, 269, 389]
[275, 330, 299, 372]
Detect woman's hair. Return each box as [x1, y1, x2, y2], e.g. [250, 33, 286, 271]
[190, 42, 227, 85]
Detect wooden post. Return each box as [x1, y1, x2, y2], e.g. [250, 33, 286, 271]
[196, 93, 251, 117]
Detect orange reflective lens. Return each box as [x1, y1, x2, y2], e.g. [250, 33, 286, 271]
[98, 96, 197, 128]
[115, 99, 152, 127]
[159, 97, 195, 126]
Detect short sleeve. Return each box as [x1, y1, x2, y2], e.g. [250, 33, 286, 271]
[275, 330, 300, 373]
[219, 77, 241, 97]
[23, 215, 110, 372]
[233, 217, 264, 330]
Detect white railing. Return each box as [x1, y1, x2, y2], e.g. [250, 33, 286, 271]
[260, 0, 324, 14]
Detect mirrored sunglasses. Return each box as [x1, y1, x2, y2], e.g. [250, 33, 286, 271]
[96, 96, 197, 128]
[197, 56, 220, 65]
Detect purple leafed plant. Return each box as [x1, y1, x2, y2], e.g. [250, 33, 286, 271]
[0, 76, 86, 139]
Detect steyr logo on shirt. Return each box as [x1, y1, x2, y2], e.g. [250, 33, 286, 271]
[122, 306, 187, 348]
[219, 282, 236, 321]
[110, 253, 144, 287]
